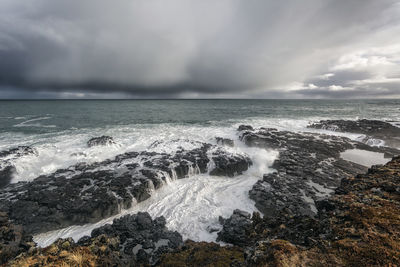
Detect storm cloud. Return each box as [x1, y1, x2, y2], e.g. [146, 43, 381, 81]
[0, 0, 399, 98]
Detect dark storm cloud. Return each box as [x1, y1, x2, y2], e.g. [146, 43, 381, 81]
[0, 0, 399, 98]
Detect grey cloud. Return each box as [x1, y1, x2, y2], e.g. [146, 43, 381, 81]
[293, 87, 400, 99]
[0, 0, 399, 98]
[307, 70, 373, 88]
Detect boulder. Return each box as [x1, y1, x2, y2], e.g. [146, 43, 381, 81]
[87, 136, 115, 147]
[88, 213, 183, 265]
[0, 165, 15, 188]
[217, 209, 252, 246]
[209, 149, 252, 177]
[237, 125, 254, 131]
[215, 137, 234, 147]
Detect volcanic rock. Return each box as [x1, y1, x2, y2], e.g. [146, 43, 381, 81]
[215, 137, 234, 147]
[0, 142, 251, 235]
[241, 127, 399, 218]
[217, 209, 252, 246]
[87, 213, 183, 265]
[237, 125, 254, 131]
[0, 146, 38, 189]
[308, 119, 400, 147]
[0, 211, 34, 265]
[243, 156, 400, 266]
[87, 135, 116, 147]
[0, 146, 38, 158]
[209, 148, 251, 177]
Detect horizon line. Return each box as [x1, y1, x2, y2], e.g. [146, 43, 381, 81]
[0, 98, 399, 101]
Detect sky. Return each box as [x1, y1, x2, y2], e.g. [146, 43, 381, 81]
[0, 0, 399, 99]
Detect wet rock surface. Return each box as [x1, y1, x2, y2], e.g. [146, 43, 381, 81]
[217, 209, 252, 246]
[237, 125, 254, 132]
[3, 119, 400, 266]
[0, 165, 15, 189]
[309, 119, 400, 147]
[87, 135, 116, 147]
[0, 146, 38, 159]
[9, 158, 400, 266]
[209, 148, 252, 177]
[0, 142, 251, 235]
[0, 146, 38, 189]
[240, 126, 399, 218]
[215, 137, 234, 147]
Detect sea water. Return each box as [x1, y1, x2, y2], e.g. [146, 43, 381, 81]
[0, 99, 399, 246]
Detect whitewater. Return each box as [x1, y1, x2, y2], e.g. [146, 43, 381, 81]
[11, 118, 369, 247]
[1, 99, 399, 247]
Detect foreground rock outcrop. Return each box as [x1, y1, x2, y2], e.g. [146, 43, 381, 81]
[217, 209, 252, 247]
[0, 211, 34, 265]
[0, 141, 251, 235]
[240, 156, 400, 266]
[8, 236, 125, 267]
[88, 212, 183, 265]
[9, 213, 181, 266]
[7, 157, 400, 266]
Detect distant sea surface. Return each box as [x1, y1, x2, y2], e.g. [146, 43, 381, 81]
[1, 99, 400, 134]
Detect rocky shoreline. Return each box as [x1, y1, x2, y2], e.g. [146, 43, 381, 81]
[1, 119, 400, 266]
[240, 126, 398, 219]
[0, 142, 251, 235]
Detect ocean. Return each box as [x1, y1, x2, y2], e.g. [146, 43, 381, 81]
[1, 99, 399, 246]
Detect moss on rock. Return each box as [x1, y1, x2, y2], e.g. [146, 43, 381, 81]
[158, 240, 244, 267]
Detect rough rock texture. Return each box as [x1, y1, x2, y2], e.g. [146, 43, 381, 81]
[0, 146, 37, 189]
[309, 119, 400, 147]
[0, 211, 34, 265]
[242, 156, 400, 266]
[4, 120, 400, 266]
[9, 213, 182, 266]
[240, 126, 399, 218]
[88, 213, 182, 265]
[0, 142, 251, 235]
[217, 209, 252, 246]
[0, 165, 15, 189]
[0, 146, 37, 159]
[209, 148, 252, 177]
[8, 158, 400, 266]
[237, 125, 254, 132]
[87, 135, 116, 147]
[241, 128, 400, 221]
